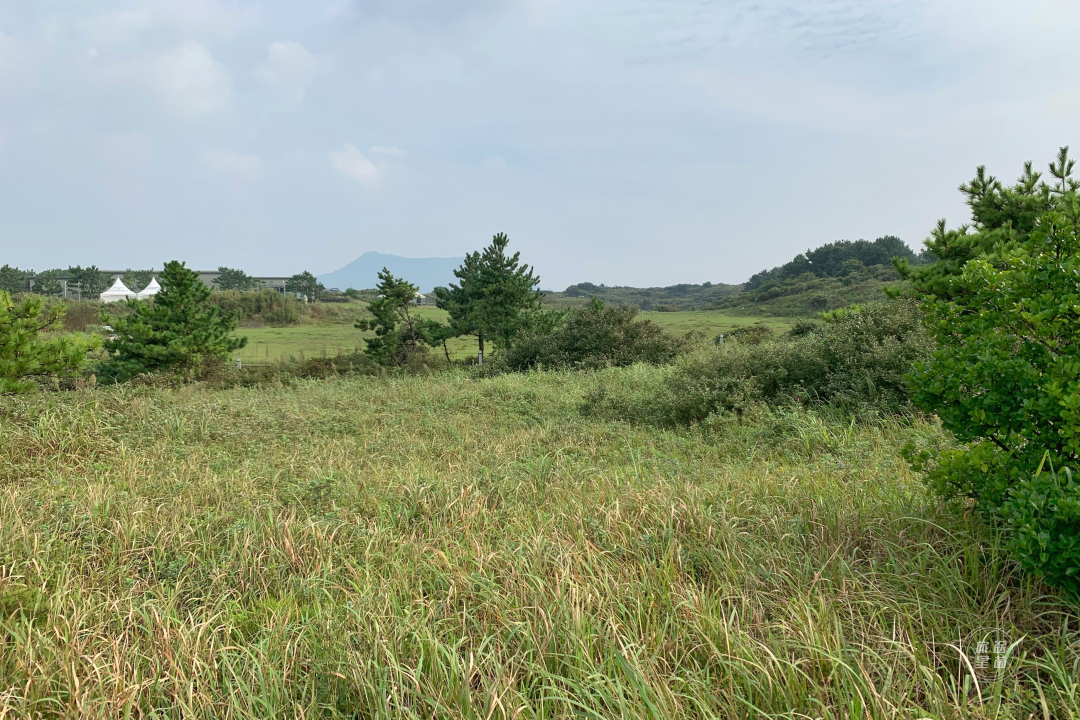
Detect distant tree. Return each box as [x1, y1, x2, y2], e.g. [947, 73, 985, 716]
[434, 233, 545, 361]
[65, 265, 110, 299]
[745, 236, 918, 291]
[31, 269, 65, 297]
[0, 265, 29, 294]
[286, 271, 325, 301]
[0, 291, 98, 393]
[433, 251, 486, 357]
[213, 266, 260, 292]
[99, 260, 247, 382]
[122, 269, 157, 293]
[355, 268, 427, 365]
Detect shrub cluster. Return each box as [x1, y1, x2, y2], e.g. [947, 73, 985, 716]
[208, 290, 358, 327]
[584, 299, 931, 425]
[501, 299, 685, 372]
[906, 177, 1080, 594]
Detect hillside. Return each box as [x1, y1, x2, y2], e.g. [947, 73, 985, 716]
[546, 236, 924, 315]
[543, 281, 742, 310]
[319, 252, 464, 293]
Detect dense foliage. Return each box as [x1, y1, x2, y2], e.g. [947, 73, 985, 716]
[209, 290, 304, 326]
[0, 265, 28, 294]
[286, 271, 325, 301]
[502, 299, 684, 371]
[355, 269, 432, 366]
[0, 291, 98, 393]
[586, 299, 932, 425]
[99, 261, 247, 383]
[906, 149, 1080, 592]
[64, 265, 110, 299]
[553, 281, 742, 311]
[212, 266, 260, 292]
[30, 269, 64, 297]
[746, 235, 921, 291]
[434, 233, 547, 360]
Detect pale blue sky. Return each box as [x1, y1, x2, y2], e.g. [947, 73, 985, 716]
[1, 0, 1077, 288]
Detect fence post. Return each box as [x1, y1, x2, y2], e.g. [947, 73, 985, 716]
[236, 358, 242, 369]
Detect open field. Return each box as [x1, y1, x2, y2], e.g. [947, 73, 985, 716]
[234, 307, 796, 362]
[2, 368, 1077, 717]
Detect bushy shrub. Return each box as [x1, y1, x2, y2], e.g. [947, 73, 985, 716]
[1, 292, 98, 393]
[99, 261, 246, 383]
[584, 299, 931, 425]
[502, 299, 685, 372]
[726, 325, 775, 345]
[210, 290, 302, 326]
[906, 175, 1080, 594]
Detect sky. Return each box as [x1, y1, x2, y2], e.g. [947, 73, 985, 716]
[1, 0, 1078, 290]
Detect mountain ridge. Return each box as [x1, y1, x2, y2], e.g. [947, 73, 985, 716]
[319, 252, 465, 293]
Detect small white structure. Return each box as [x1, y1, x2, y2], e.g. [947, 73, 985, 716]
[137, 277, 161, 300]
[414, 292, 427, 306]
[100, 277, 138, 303]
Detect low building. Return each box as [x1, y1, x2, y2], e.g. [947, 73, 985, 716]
[196, 271, 292, 293]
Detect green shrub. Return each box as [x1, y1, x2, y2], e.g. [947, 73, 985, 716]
[210, 290, 303, 326]
[585, 299, 931, 425]
[0, 292, 98, 393]
[99, 261, 247, 383]
[907, 175, 1080, 594]
[726, 325, 775, 345]
[502, 299, 685, 372]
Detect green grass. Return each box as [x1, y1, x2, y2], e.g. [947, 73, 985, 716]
[234, 307, 795, 363]
[2, 368, 1078, 717]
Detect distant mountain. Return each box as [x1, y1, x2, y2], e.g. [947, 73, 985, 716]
[319, 252, 464, 293]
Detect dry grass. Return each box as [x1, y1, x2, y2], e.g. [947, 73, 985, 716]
[0, 369, 1076, 718]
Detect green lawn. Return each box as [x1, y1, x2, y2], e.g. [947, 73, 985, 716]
[234, 307, 795, 363]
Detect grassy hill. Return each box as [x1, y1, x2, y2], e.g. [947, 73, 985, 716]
[2, 369, 1074, 716]
[543, 282, 743, 311]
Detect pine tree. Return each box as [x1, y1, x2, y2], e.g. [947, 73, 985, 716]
[434, 233, 545, 361]
[896, 147, 1076, 300]
[65, 265, 110, 299]
[213, 266, 260, 292]
[477, 233, 544, 349]
[355, 268, 427, 365]
[99, 260, 247, 382]
[0, 291, 98, 393]
[286, 271, 325, 301]
[0, 265, 28, 294]
[31, 269, 65, 297]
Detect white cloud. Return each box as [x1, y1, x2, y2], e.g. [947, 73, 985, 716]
[482, 155, 508, 170]
[201, 149, 262, 180]
[256, 40, 319, 103]
[330, 144, 382, 185]
[148, 43, 230, 118]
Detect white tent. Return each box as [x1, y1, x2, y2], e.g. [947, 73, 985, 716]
[100, 277, 138, 303]
[136, 277, 161, 300]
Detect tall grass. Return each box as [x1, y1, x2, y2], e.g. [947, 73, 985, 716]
[0, 369, 1076, 718]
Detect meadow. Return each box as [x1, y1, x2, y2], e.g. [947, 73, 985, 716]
[2, 367, 1077, 718]
[234, 306, 794, 363]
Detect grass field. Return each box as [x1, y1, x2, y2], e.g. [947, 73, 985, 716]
[2, 368, 1078, 717]
[234, 307, 795, 363]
